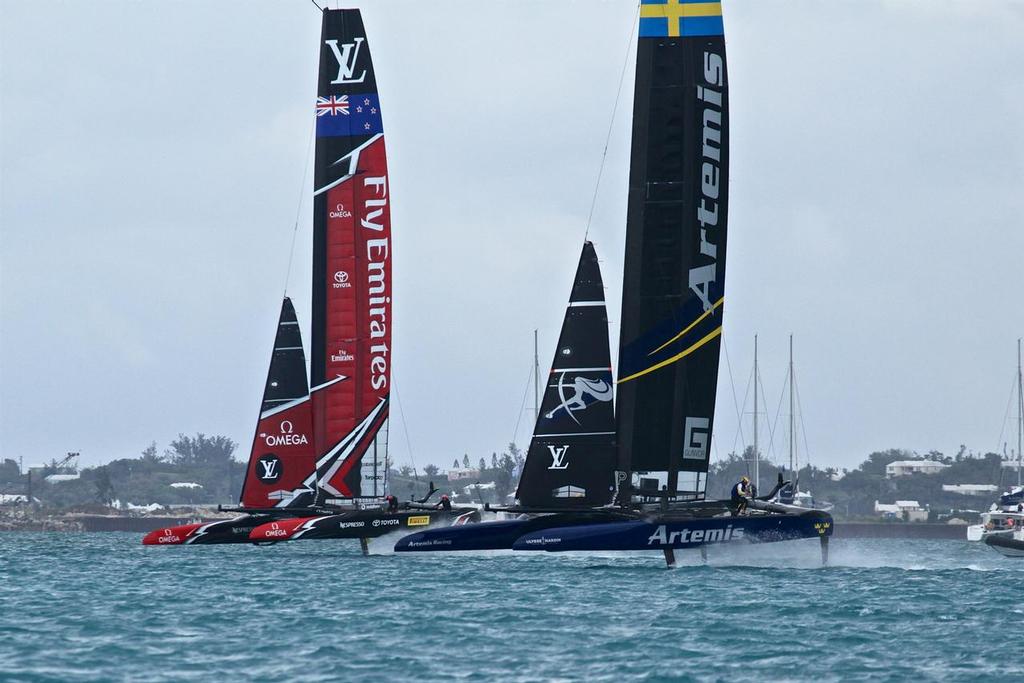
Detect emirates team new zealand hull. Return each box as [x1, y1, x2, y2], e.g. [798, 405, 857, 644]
[142, 515, 277, 546]
[249, 508, 478, 542]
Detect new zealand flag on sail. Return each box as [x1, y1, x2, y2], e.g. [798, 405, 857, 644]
[316, 93, 383, 138]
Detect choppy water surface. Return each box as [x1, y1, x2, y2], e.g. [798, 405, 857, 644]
[1, 533, 1022, 682]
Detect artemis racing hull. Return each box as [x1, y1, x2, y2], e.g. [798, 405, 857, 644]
[511, 511, 833, 552]
[141, 515, 275, 545]
[249, 508, 478, 542]
[394, 511, 639, 552]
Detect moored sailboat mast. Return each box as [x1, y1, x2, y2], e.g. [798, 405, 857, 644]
[789, 334, 795, 486]
[753, 334, 759, 492]
[1017, 338, 1022, 487]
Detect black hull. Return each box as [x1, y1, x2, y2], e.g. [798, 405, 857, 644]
[396, 508, 831, 556]
[984, 533, 1024, 557]
[395, 510, 639, 552]
[291, 508, 478, 541]
[513, 510, 833, 552]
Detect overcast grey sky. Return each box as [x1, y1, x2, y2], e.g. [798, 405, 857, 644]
[2, 1, 1022, 474]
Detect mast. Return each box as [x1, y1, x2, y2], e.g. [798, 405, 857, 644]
[789, 334, 795, 485]
[1018, 337, 1022, 488]
[753, 334, 759, 493]
[534, 329, 540, 422]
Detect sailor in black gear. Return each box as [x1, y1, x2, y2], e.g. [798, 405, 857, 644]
[731, 476, 752, 517]
[386, 495, 398, 513]
[437, 494, 452, 511]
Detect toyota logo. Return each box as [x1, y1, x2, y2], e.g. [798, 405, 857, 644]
[334, 271, 349, 284]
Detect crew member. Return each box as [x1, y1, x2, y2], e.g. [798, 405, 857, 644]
[437, 494, 452, 511]
[386, 495, 399, 513]
[731, 476, 752, 516]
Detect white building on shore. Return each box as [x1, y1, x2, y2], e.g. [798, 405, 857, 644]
[885, 460, 949, 478]
[875, 500, 929, 522]
[941, 484, 999, 496]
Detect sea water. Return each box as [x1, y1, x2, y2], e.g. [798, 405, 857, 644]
[1, 532, 1021, 682]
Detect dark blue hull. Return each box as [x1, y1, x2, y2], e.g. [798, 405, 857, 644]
[512, 512, 833, 552]
[394, 511, 639, 552]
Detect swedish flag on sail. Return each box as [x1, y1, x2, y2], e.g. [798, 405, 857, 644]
[639, 0, 724, 38]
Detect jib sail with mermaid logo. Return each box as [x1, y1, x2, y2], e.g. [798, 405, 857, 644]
[516, 242, 617, 508]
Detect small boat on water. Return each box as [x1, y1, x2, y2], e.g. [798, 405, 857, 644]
[984, 527, 1024, 557]
[144, 7, 474, 547]
[398, 0, 833, 566]
[969, 339, 1024, 550]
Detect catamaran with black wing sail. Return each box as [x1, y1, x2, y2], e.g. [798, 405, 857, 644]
[400, 0, 833, 565]
[513, 0, 832, 566]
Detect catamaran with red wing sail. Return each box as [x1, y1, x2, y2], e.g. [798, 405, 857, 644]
[398, 0, 833, 565]
[247, 8, 475, 546]
[146, 8, 472, 547]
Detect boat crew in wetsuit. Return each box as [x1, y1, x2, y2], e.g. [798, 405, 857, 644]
[731, 476, 752, 517]
[385, 495, 399, 513]
[437, 494, 452, 511]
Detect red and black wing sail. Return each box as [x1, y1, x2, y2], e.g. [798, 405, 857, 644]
[616, 2, 728, 500]
[516, 242, 616, 508]
[239, 297, 317, 509]
[310, 9, 391, 502]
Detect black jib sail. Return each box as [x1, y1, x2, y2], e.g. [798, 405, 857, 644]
[239, 297, 317, 510]
[615, 0, 729, 501]
[517, 241, 616, 508]
[260, 297, 309, 413]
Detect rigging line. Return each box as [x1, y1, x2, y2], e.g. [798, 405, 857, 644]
[996, 374, 1018, 455]
[310, 0, 323, 11]
[391, 375, 419, 480]
[794, 367, 813, 471]
[731, 362, 754, 459]
[281, 114, 317, 299]
[723, 336, 747, 453]
[768, 366, 788, 466]
[758, 361, 780, 465]
[582, 2, 640, 242]
[510, 361, 536, 448]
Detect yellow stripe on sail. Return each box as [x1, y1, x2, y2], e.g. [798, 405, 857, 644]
[619, 326, 722, 384]
[648, 297, 724, 357]
[639, 2, 723, 37]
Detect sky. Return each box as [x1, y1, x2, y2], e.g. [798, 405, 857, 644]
[1, 0, 1022, 475]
